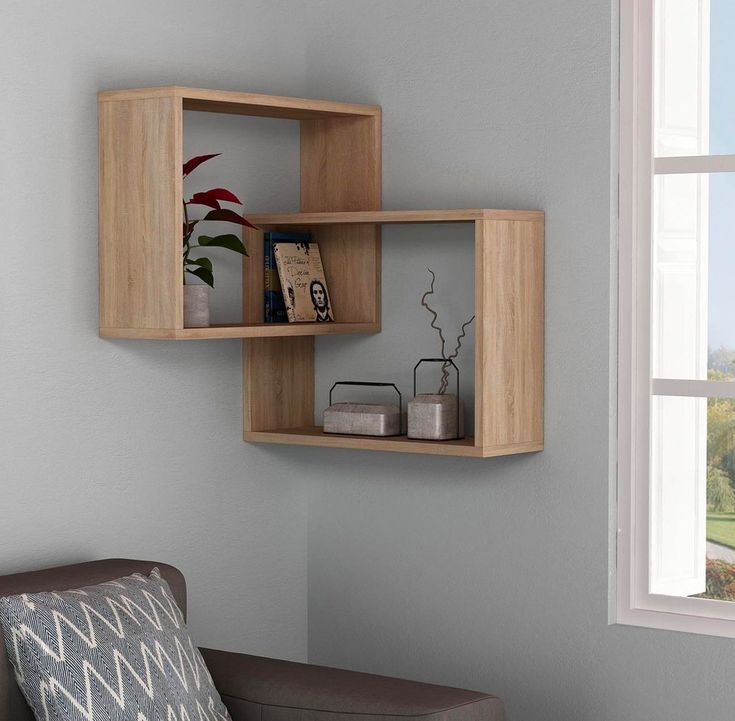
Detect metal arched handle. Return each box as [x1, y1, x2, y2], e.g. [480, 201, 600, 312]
[329, 381, 402, 413]
[412, 358, 459, 399]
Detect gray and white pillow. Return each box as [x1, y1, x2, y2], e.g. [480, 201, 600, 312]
[0, 568, 231, 721]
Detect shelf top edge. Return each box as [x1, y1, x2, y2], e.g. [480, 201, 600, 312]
[99, 321, 379, 340]
[97, 86, 381, 117]
[248, 209, 544, 225]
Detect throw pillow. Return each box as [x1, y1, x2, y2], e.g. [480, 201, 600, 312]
[0, 567, 231, 721]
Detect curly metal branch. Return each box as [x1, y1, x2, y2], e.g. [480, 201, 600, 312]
[438, 315, 475, 393]
[420, 268, 447, 358]
[447, 315, 475, 361]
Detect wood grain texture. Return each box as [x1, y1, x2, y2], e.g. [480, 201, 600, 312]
[245, 427, 542, 457]
[243, 227, 265, 323]
[310, 224, 380, 324]
[99, 87, 380, 119]
[99, 96, 182, 329]
[242, 101, 382, 436]
[249, 209, 544, 225]
[244, 338, 315, 433]
[99, 322, 378, 340]
[251, 222, 380, 323]
[300, 115, 382, 212]
[474, 218, 544, 449]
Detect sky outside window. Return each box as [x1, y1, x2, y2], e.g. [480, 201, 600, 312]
[708, 0, 735, 352]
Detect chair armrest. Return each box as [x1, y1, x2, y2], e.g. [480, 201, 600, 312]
[200, 647, 503, 721]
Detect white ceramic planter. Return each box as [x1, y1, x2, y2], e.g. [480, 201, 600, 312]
[183, 285, 210, 327]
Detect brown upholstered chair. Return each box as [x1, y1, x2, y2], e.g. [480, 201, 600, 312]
[0, 559, 503, 721]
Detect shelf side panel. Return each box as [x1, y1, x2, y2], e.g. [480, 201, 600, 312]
[312, 224, 381, 324]
[300, 115, 381, 211]
[243, 228, 265, 323]
[99, 97, 182, 330]
[243, 111, 381, 441]
[475, 218, 544, 449]
[299, 113, 382, 323]
[244, 337, 315, 433]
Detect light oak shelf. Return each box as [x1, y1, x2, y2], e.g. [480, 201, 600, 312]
[247, 210, 545, 458]
[245, 427, 544, 458]
[98, 86, 544, 458]
[99, 86, 381, 119]
[99, 322, 378, 340]
[248, 209, 544, 225]
[98, 85, 380, 337]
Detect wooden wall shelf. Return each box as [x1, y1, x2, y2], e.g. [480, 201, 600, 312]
[244, 210, 544, 458]
[98, 85, 380, 338]
[247, 209, 544, 224]
[98, 86, 544, 458]
[99, 86, 381, 119]
[99, 322, 377, 340]
[244, 427, 544, 458]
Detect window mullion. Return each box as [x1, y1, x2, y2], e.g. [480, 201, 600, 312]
[652, 379, 735, 399]
[654, 154, 735, 174]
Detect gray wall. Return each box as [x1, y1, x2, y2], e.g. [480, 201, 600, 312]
[3, 1, 732, 720]
[0, 0, 308, 661]
[301, 3, 735, 721]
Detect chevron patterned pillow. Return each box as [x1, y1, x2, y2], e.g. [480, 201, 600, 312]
[0, 568, 231, 721]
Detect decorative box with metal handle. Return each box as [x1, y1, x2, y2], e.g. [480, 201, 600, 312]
[323, 381, 403, 437]
[408, 358, 465, 440]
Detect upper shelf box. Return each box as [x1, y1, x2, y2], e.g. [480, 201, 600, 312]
[98, 87, 382, 339]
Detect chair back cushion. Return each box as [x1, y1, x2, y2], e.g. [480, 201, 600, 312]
[0, 559, 186, 721]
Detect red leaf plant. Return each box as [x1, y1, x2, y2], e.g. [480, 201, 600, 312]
[183, 153, 220, 177]
[182, 154, 256, 288]
[188, 187, 243, 210]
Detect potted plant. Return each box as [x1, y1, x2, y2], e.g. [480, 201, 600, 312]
[182, 153, 256, 327]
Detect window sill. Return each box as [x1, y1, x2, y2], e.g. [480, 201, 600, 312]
[616, 601, 735, 638]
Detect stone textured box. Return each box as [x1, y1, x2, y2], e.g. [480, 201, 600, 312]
[323, 402, 402, 436]
[407, 394, 465, 440]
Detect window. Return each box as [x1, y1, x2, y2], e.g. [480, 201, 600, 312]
[618, 0, 735, 636]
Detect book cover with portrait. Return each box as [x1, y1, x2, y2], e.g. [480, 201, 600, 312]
[264, 231, 308, 323]
[273, 240, 334, 322]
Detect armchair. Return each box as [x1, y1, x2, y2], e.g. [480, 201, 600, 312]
[0, 559, 503, 721]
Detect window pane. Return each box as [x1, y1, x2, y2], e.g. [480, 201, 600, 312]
[652, 394, 735, 601]
[652, 172, 735, 379]
[654, 0, 735, 157]
[650, 395, 706, 597]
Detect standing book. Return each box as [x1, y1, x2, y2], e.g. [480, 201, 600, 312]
[273, 240, 334, 322]
[263, 231, 308, 323]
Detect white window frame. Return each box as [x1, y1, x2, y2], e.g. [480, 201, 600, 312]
[617, 0, 735, 637]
